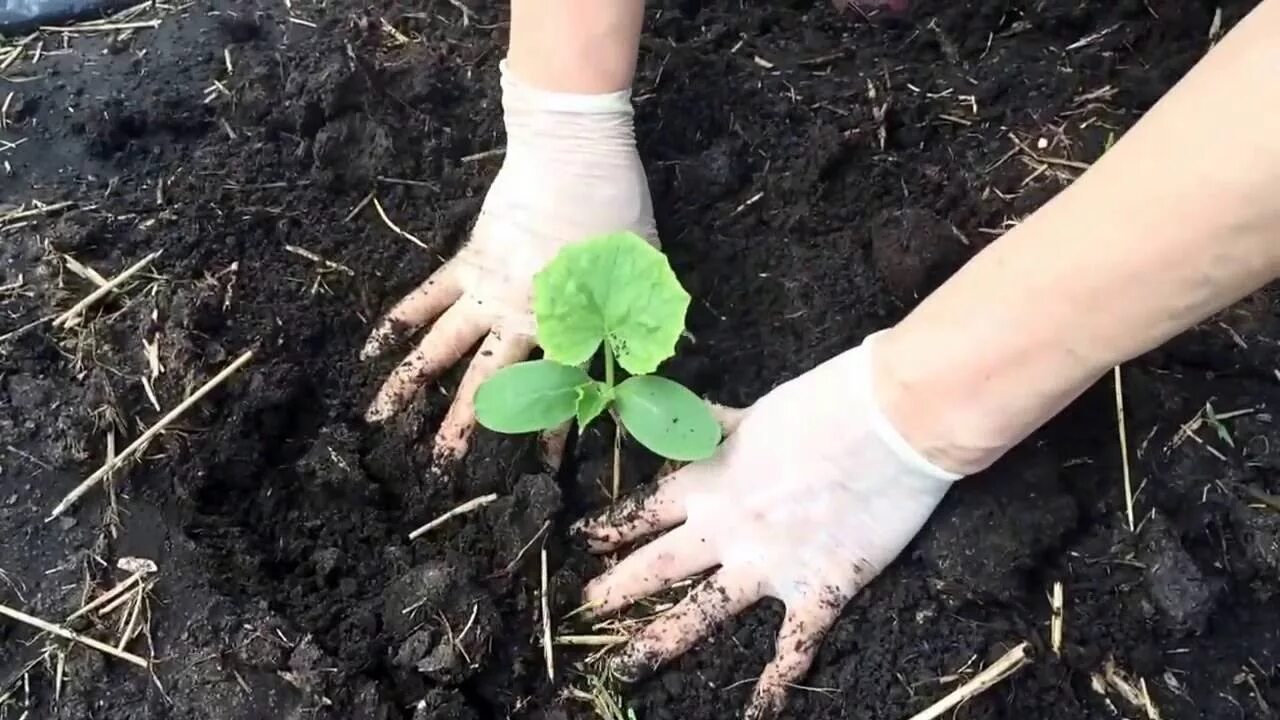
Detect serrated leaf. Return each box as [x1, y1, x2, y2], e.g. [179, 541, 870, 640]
[615, 375, 721, 461]
[576, 381, 612, 429]
[475, 360, 591, 433]
[533, 231, 691, 375]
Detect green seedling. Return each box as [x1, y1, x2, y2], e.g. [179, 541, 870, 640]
[474, 231, 721, 462]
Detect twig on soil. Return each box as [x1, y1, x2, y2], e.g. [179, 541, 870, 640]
[729, 191, 765, 218]
[372, 197, 431, 251]
[40, 19, 161, 33]
[117, 585, 145, 649]
[407, 493, 498, 540]
[0, 34, 38, 74]
[66, 567, 151, 621]
[0, 603, 149, 668]
[1050, 581, 1064, 657]
[554, 634, 628, 647]
[0, 200, 75, 227]
[343, 191, 374, 222]
[1065, 23, 1121, 51]
[96, 577, 145, 617]
[53, 250, 161, 328]
[1114, 366, 1136, 532]
[284, 245, 355, 276]
[1208, 7, 1224, 42]
[1008, 133, 1091, 171]
[540, 547, 554, 681]
[1101, 658, 1164, 720]
[48, 349, 255, 519]
[62, 254, 110, 287]
[54, 649, 65, 704]
[0, 313, 59, 344]
[460, 147, 506, 163]
[443, 0, 475, 26]
[905, 641, 1031, 720]
[497, 519, 550, 576]
[376, 176, 439, 189]
[1229, 480, 1280, 513]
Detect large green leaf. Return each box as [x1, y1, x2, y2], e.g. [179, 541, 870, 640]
[533, 231, 691, 375]
[475, 360, 591, 433]
[615, 375, 721, 461]
[575, 381, 612, 430]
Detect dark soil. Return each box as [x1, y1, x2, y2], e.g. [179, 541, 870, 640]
[2, 1, 1278, 719]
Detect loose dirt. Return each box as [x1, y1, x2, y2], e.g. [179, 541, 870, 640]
[2, 1, 1277, 719]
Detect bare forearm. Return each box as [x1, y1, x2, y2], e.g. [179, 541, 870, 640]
[876, 0, 1280, 474]
[509, 0, 645, 93]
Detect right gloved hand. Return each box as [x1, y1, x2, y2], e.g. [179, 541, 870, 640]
[361, 60, 657, 464]
[574, 333, 964, 719]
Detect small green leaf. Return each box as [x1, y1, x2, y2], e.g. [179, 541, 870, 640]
[615, 375, 720, 461]
[533, 231, 691, 375]
[576, 381, 613, 429]
[475, 360, 591, 433]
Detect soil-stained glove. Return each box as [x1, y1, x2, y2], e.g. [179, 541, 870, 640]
[574, 335, 963, 720]
[362, 60, 657, 462]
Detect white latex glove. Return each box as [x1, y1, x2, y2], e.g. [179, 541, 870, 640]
[362, 60, 657, 462]
[574, 334, 963, 720]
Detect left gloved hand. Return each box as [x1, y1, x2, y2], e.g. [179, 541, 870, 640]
[361, 59, 656, 464]
[573, 334, 963, 719]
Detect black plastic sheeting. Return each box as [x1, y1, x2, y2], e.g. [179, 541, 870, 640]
[2, 0, 138, 33]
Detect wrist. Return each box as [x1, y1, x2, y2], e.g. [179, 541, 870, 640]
[508, 0, 643, 95]
[868, 327, 1037, 476]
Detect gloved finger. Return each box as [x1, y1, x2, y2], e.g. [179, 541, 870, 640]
[708, 402, 747, 435]
[582, 524, 719, 617]
[539, 421, 571, 470]
[572, 461, 716, 553]
[610, 565, 762, 682]
[743, 594, 846, 720]
[432, 327, 537, 463]
[365, 301, 490, 423]
[360, 262, 462, 361]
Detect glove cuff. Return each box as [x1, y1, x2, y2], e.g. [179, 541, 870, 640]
[859, 332, 965, 483]
[499, 59, 634, 115]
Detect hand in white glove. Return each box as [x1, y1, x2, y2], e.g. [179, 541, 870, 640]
[574, 334, 963, 720]
[361, 60, 657, 463]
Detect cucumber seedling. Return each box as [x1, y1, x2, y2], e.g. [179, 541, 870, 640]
[474, 231, 721, 464]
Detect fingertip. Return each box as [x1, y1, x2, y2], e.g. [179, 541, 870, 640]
[743, 689, 785, 720]
[606, 645, 656, 685]
[575, 521, 624, 554]
[364, 400, 395, 424]
[361, 317, 412, 361]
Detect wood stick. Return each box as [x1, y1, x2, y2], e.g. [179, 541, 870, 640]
[66, 571, 144, 621]
[408, 493, 498, 540]
[553, 634, 628, 647]
[1050, 581, 1064, 657]
[53, 250, 161, 328]
[460, 147, 505, 163]
[498, 519, 550, 576]
[48, 349, 254, 519]
[40, 19, 161, 32]
[1114, 366, 1136, 532]
[905, 641, 1031, 720]
[0, 313, 59, 343]
[0, 200, 74, 226]
[541, 548, 554, 681]
[0, 603, 149, 668]
[372, 197, 430, 251]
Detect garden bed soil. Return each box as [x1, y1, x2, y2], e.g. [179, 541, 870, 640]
[2, 1, 1278, 718]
